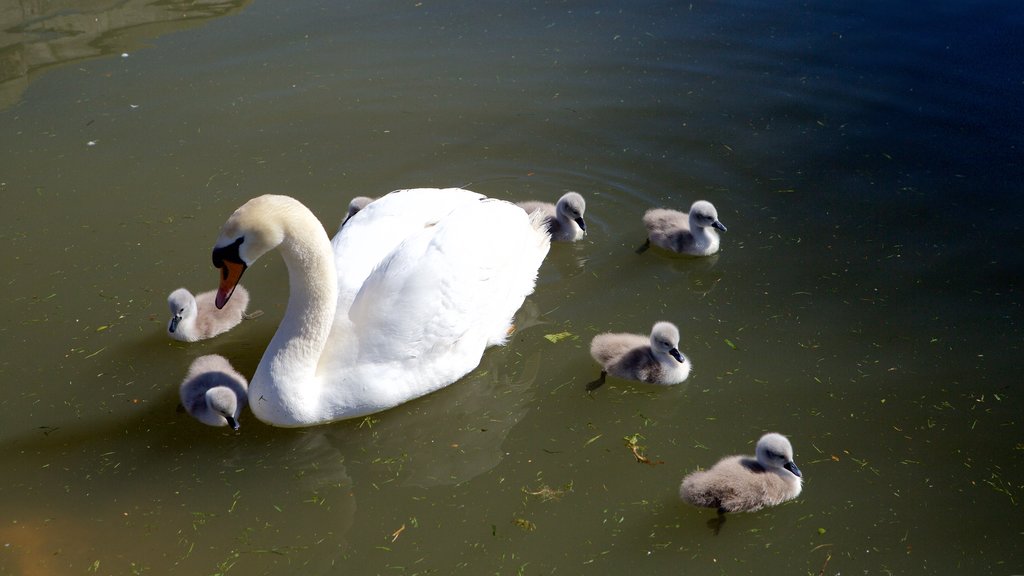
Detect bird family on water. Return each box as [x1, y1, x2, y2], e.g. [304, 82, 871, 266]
[165, 187, 801, 525]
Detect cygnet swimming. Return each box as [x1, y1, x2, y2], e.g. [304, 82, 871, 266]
[516, 191, 587, 242]
[179, 354, 248, 430]
[588, 321, 691, 390]
[339, 196, 376, 229]
[166, 285, 250, 342]
[641, 200, 727, 256]
[679, 432, 803, 515]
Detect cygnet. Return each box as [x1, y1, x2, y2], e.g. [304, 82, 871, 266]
[180, 354, 248, 429]
[588, 321, 691, 390]
[641, 200, 726, 256]
[167, 285, 250, 342]
[679, 432, 803, 514]
[516, 191, 587, 242]
[339, 196, 376, 229]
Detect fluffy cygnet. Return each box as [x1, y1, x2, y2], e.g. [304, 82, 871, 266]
[641, 200, 727, 256]
[339, 196, 376, 229]
[180, 354, 248, 430]
[679, 432, 803, 514]
[167, 285, 250, 342]
[516, 191, 587, 242]
[588, 321, 691, 390]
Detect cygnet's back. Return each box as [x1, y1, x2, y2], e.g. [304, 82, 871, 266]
[167, 285, 250, 342]
[679, 432, 803, 513]
[590, 321, 691, 385]
[643, 200, 726, 256]
[180, 354, 249, 429]
[516, 191, 587, 242]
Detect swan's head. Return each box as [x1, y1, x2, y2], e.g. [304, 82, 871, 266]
[650, 321, 685, 363]
[167, 288, 197, 333]
[689, 200, 727, 232]
[212, 195, 294, 309]
[205, 386, 242, 430]
[756, 433, 801, 478]
[556, 191, 587, 233]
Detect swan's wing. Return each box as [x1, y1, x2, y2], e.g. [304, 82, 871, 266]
[348, 198, 549, 383]
[331, 188, 484, 313]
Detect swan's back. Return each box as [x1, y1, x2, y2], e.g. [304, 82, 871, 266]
[331, 188, 485, 313]
[335, 194, 550, 406]
[643, 208, 690, 235]
[590, 332, 649, 367]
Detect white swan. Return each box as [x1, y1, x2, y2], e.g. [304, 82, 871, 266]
[211, 189, 551, 427]
[679, 432, 803, 513]
[588, 321, 691, 390]
[642, 200, 727, 256]
[166, 285, 250, 342]
[180, 354, 248, 429]
[516, 191, 587, 242]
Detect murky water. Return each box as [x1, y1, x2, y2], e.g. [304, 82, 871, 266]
[2, 0, 1022, 574]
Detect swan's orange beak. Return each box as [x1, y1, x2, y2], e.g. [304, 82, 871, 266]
[216, 260, 246, 309]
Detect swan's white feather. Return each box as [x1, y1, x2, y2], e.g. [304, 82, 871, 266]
[219, 189, 550, 426]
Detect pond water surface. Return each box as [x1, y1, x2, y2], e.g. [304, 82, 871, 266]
[1, 0, 1022, 574]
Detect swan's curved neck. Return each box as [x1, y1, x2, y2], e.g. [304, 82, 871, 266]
[249, 217, 338, 426]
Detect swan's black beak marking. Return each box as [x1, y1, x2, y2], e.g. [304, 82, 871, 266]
[169, 315, 181, 333]
[212, 237, 247, 309]
[670, 348, 685, 363]
[712, 220, 727, 232]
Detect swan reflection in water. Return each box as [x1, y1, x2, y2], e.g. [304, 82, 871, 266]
[0, 299, 546, 573]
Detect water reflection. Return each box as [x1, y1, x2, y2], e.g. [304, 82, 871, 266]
[0, 0, 251, 110]
[0, 301, 546, 573]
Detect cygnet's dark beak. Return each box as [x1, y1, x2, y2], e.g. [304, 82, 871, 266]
[784, 460, 802, 477]
[712, 220, 727, 232]
[575, 217, 587, 233]
[670, 348, 685, 363]
[226, 416, 240, 431]
[168, 315, 181, 333]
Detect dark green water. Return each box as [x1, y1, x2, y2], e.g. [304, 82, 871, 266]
[1, 0, 1021, 574]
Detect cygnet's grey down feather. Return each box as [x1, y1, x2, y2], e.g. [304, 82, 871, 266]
[643, 200, 727, 256]
[180, 354, 248, 430]
[167, 285, 250, 342]
[516, 191, 587, 242]
[339, 196, 376, 230]
[589, 321, 691, 386]
[679, 432, 803, 513]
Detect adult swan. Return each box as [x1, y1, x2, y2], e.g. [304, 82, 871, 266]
[211, 189, 551, 427]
